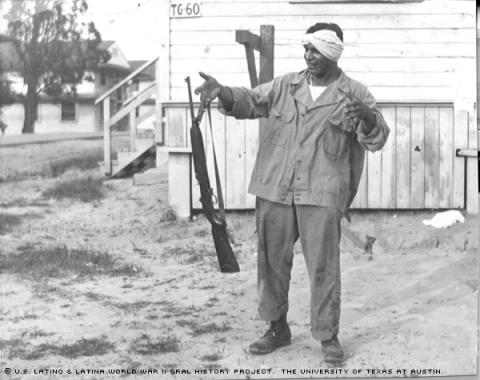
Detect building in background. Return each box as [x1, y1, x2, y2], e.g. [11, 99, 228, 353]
[155, 0, 478, 214]
[0, 39, 154, 135]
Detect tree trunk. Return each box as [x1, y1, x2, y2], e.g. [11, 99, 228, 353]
[21, 8, 42, 134]
[22, 82, 38, 134]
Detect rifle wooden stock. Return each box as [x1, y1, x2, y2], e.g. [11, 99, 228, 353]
[186, 77, 240, 273]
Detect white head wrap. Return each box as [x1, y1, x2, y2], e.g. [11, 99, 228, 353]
[301, 29, 344, 62]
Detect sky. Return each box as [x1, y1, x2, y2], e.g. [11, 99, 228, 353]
[1, 0, 163, 60]
[85, 0, 163, 60]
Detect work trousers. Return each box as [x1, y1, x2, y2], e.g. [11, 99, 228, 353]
[255, 197, 342, 341]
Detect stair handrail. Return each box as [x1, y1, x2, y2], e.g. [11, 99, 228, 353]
[95, 57, 159, 105]
[109, 82, 157, 126]
[99, 56, 160, 176]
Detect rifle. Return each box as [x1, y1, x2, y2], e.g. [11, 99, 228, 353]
[185, 76, 240, 273]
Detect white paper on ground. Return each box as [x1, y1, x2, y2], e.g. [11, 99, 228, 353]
[422, 210, 465, 229]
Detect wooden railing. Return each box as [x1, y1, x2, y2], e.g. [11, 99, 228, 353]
[95, 57, 162, 175]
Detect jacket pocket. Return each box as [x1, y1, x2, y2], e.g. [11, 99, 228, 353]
[267, 108, 294, 146]
[323, 125, 348, 160]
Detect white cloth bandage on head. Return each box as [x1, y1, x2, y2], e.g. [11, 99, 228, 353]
[301, 29, 344, 62]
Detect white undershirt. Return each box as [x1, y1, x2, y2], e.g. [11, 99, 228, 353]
[309, 85, 327, 101]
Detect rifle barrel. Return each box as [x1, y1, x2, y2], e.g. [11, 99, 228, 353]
[185, 76, 196, 123]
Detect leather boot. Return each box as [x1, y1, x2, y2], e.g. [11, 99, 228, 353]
[321, 335, 344, 365]
[249, 315, 291, 355]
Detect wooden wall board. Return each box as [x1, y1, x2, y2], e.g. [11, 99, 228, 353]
[166, 108, 188, 147]
[198, 0, 473, 15]
[410, 107, 425, 208]
[350, 159, 368, 208]
[395, 107, 412, 208]
[366, 150, 382, 208]
[170, 57, 463, 74]
[452, 110, 469, 208]
[466, 158, 478, 213]
[168, 153, 191, 219]
[438, 107, 454, 208]
[171, 14, 473, 32]
[424, 107, 440, 208]
[225, 117, 247, 209]
[380, 106, 396, 208]
[210, 108, 228, 209]
[170, 43, 475, 60]
[245, 119, 259, 208]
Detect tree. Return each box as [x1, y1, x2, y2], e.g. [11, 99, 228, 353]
[0, 43, 16, 134]
[0, 77, 14, 134]
[4, 0, 108, 133]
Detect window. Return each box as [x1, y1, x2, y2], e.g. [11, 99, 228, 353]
[100, 70, 106, 86]
[133, 79, 140, 92]
[61, 102, 76, 122]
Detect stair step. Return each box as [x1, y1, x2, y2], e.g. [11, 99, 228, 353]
[137, 130, 155, 139]
[117, 151, 140, 168]
[111, 145, 156, 179]
[119, 137, 155, 153]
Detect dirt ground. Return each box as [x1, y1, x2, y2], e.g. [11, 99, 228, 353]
[0, 139, 478, 380]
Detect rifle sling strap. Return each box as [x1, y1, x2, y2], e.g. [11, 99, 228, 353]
[206, 105, 226, 221]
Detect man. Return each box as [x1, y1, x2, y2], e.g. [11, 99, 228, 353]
[195, 22, 389, 365]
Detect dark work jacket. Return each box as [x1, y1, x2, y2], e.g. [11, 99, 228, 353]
[219, 69, 390, 212]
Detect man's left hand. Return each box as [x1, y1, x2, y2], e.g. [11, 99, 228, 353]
[344, 98, 376, 128]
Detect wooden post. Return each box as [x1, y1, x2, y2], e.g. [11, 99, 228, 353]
[236, 30, 261, 88]
[259, 25, 274, 85]
[155, 58, 164, 145]
[103, 98, 111, 175]
[235, 25, 275, 87]
[244, 46, 259, 88]
[235, 25, 275, 211]
[129, 109, 137, 151]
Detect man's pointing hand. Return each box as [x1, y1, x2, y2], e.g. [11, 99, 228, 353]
[195, 72, 222, 103]
[195, 72, 234, 110]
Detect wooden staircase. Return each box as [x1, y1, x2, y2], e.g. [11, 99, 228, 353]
[95, 57, 163, 178]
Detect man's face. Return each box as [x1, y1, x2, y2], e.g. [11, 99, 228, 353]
[303, 43, 333, 77]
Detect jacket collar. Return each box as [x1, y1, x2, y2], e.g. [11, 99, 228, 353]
[288, 69, 352, 110]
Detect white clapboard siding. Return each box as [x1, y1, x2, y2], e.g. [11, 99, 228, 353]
[171, 14, 473, 32]
[172, 28, 474, 46]
[167, 0, 475, 104]
[173, 72, 454, 88]
[171, 57, 463, 74]
[199, 0, 472, 15]
[170, 43, 475, 60]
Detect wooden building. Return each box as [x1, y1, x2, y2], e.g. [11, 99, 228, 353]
[1, 40, 155, 135]
[154, 0, 478, 216]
